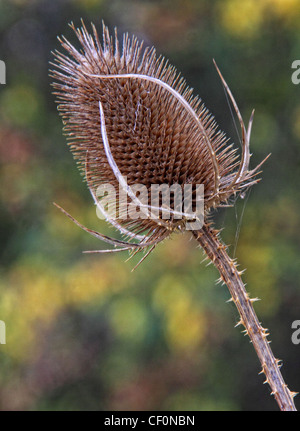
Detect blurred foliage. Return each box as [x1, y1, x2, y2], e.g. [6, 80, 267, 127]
[0, 0, 300, 411]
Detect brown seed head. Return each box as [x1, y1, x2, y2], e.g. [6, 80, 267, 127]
[50, 21, 264, 255]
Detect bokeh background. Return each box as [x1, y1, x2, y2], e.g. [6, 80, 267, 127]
[0, 0, 300, 411]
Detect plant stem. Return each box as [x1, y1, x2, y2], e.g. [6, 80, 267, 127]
[193, 224, 297, 411]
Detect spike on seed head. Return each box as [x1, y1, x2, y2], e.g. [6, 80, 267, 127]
[50, 21, 263, 256]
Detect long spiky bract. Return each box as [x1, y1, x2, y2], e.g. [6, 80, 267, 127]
[50, 21, 297, 411]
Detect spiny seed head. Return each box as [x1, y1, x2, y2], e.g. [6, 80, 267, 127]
[50, 21, 262, 252]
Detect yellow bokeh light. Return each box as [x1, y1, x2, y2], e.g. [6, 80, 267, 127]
[218, 0, 265, 39]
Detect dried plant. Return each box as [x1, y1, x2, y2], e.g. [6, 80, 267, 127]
[50, 21, 297, 411]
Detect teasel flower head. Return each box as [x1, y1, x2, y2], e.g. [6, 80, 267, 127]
[50, 21, 264, 259]
[50, 22, 297, 411]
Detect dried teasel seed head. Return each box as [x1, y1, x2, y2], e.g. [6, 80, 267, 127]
[50, 21, 265, 256]
[50, 23, 298, 412]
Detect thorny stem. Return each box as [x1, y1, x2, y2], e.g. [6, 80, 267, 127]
[193, 224, 297, 411]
